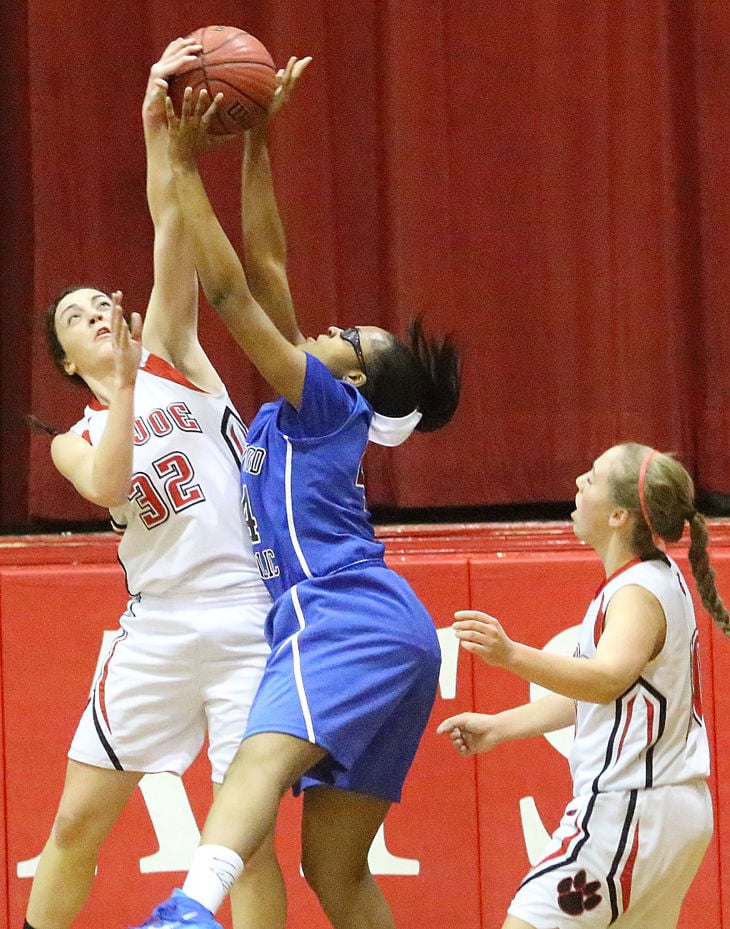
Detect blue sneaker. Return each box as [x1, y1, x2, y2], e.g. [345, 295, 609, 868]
[130, 889, 224, 929]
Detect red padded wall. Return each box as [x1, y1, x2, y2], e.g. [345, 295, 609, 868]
[1, 526, 728, 928]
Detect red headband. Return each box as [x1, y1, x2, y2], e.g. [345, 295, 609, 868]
[638, 449, 659, 538]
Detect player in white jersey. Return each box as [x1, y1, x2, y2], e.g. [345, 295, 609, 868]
[69, 352, 257, 600]
[21, 41, 288, 929]
[439, 442, 730, 929]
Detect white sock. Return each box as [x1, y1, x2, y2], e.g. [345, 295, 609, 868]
[182, 844, 245, 915]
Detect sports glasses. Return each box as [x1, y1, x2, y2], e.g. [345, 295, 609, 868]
[339, 327, 368, 377]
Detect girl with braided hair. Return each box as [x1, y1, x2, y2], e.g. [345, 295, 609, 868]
[610, 443, 730, 638]
[438, 442, 726, 929]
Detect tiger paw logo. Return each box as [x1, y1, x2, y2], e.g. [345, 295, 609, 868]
[557, 869, 602, 915]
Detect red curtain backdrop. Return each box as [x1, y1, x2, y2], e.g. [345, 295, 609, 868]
[1, 1, 729, 527]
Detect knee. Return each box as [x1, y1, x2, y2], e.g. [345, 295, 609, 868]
[51, 802, 106, 851]
[227, 735, 311, 797]
[301, 850, 366, 908]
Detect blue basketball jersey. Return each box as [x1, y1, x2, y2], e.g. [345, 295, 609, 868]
[241, 355, 386, 600]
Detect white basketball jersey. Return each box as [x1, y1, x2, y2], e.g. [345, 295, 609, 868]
[70, 351, 264, 598]
[570, 555, 709, 797]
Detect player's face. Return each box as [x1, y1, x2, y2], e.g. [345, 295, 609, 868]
[301, 325, 388, 381]
[54, 289, 114, 375]
[572, 446, 623, 546]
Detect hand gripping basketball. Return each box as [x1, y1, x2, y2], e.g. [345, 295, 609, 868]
[167, 25, 277, 134]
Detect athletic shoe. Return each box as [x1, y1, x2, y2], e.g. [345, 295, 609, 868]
[129, 889, 224, 929]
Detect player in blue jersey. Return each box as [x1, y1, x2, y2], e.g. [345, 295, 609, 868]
[128, 80, 461, 929]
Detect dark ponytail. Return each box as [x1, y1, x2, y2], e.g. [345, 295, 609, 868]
[360, 314, 461, 431]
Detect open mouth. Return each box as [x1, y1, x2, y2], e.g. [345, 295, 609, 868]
[96, 327, 111, 339]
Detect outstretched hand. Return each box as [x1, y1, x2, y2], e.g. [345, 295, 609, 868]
[269, 55, 313, 118]
[165, 87, 224, 170]
[245, 55, 311, 147]
[451, 610, 517, 669]
[110, 292, 142, 388]
[143, 37, 202, 134]
[436, 712, 503, 756]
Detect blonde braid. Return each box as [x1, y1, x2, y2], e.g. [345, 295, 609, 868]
[687, 511, 730, 638]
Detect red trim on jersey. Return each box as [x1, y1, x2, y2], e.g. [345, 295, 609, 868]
[97, 630, 127, 733]
[644, 696, 655, 745]
[593, 596, 606, 647]
[537, 827, 582, 866]
[616, 696, 636, 759]
[592, 557, 642, 600]
[85, 354, 206, 416]
[141, 353, 206, 392]
[619, 820, 640, 910]
[81, 428, 92, 445]
[691, 631, 704, 722]
[537, 807, 581, 866]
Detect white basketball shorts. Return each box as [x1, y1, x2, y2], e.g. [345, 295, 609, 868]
[508, 779, 712, 928]
[69, 589, 271, 782]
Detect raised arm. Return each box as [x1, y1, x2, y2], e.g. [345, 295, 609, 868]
[241, 56, 311, 345]
[51, 294, 142, 507]
[166, 89, 307, 407]
[451, 588, 665, 705]
[140, 38, 222, 392]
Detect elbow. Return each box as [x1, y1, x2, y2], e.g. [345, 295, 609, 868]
[204, 283, 238, 314]
[91, 488, 129, 510]
[202, 278, 247, 314]
[206, 289, 229, 311]
[589, 674, 637, 705]
[86, 474, 131, 509]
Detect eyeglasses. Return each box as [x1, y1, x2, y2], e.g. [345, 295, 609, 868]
[339, 327, 368, 377]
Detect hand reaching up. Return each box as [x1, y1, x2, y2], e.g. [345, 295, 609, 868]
[143, 37, 202, 136]
[165, 87, 224, 171]
[270, 56, 313, 118]
[110, 292, 142, 390]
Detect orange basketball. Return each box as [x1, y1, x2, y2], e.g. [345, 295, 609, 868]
[167, 25, 277, 134]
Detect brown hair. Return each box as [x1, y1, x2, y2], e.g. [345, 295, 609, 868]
[45, 285, 111, 388]
[29, 285, 110, 436]
[608, 442, 730, 637]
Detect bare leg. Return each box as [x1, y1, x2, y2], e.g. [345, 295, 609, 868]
[201, 732, 325, 863]
[25, 760, 142, 929]
[300, 786, 394, 929]
[215, 784, 286, 929]
[501, 918, 542, 929]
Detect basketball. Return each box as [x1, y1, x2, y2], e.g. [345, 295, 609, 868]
[167, 25, 277, 134]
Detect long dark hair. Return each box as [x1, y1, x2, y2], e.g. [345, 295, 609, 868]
[359, 315, 461, 432]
